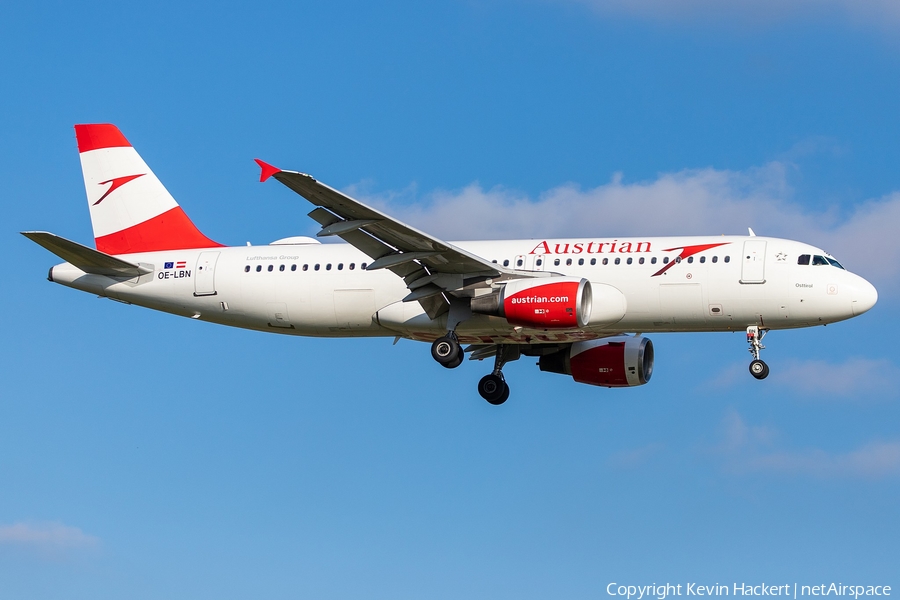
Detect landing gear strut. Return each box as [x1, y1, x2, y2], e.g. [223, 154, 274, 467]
[478, 346, 517, 405]
[746, 326, 769, 380]
[430, 298, 470, 370]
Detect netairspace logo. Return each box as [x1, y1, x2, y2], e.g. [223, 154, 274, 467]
[606, 583, 892, 600]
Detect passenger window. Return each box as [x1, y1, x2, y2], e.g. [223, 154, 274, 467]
[812, 255, 828, 266]
[578, 258, 584, 266]
[566, 258, 573, 266]
[554, 259, 560, 266]
[675, 257, 682, 264]
[361, 263, 367, 269]
[651, 257, 657, 264]
[602, 258, 609, 265]
[315, 264, 320, 271]
[279, 264, 285, 271]
[712, 256, 718, 263]
[536, 258, 543, 266]
[503, 259, 510, 267]
[639, 257, 645, 265]
[798, 254, 810, 266]
[699, 256, 705, 264]
[626, 257, 633, 265]
[303, 264, 309, 271]
[492, 259, 497, 263]
[615, 257, 621, 265]
[349, 263, 355, 270]
[291, 264, 297, 271]
[516, 259, 523, 267]
[338, 263, 343, 270]
[590, 258, 596, 266]
[244, 265, 250, 272]
[267, 265, 274, 272]
[256, 265, 262, 272]
[663, 257, 669, 264]
[687, 257, 693, 264]
[326, 263, 332, 270]
[724, 256, 730, 263]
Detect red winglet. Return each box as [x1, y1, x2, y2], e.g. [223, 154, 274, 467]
[255, 159, 281, 182]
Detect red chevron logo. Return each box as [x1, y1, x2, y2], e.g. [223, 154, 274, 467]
[93, 173, 145, 206]
[651, 242, 731, 277]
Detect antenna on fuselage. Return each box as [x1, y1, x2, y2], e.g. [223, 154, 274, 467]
[748, 227, 756, 236]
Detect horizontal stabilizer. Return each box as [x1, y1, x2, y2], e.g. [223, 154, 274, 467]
[21, 231, 152, 278]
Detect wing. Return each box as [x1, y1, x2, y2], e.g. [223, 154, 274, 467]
[256, 160, 544, 318]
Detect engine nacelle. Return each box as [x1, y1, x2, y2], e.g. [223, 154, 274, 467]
[471, 277, 592, 329]
[539, 335, 654, 387]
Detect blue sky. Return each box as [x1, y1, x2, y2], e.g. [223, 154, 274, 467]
[1, 1, 899, 598]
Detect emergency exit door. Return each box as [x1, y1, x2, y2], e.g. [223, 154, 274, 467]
[194, 251, 220, 296]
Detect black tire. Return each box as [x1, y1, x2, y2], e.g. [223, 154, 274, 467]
[478, 374, 507, 404]
[493, 383, 510, 405]
[431, 335, 460, 365]
[442, 352, 464, 369]
[749, 359, 769, 380]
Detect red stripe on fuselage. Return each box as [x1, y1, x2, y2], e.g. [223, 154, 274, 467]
[75, 124, 131, 153]
[94, 206, 223, 255]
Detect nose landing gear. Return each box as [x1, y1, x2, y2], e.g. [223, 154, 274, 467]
[746, 326, 769, 380]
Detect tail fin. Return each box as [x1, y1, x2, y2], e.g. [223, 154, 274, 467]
[75, 124, 222, 255]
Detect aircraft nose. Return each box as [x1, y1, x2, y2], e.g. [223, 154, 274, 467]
[851, 276, 878, 316]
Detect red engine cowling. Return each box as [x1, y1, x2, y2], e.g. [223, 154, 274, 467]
[471, 277, 592, 329]
[538, 335, 654, 387]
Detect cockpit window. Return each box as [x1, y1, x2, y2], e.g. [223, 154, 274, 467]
[797, 254, 810, 266]
[826, 257, 845, 269]
[812, 255, 829, 266]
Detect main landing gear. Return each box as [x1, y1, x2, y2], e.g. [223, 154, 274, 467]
[431, 333, 463, 369]
[431, 333, 516, 405]
[746, 325, 769, 380]
[430, 299, 470, 370]
[477, 346, 517, 405]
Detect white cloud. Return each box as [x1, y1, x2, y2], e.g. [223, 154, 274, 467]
[707, 358, 900, 400]
[746, 441, 900, 478]
[716, 411, 900, 479]
[355, 162, 900, 296]
[772, 357, 900, 398]
[0, 521, 99, 551]
[563, 0, 900, 28]
[607, 442, 664, 468]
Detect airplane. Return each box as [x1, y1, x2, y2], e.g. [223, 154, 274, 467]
[22, 124, 878, 404]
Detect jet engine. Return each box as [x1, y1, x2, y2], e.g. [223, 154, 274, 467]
[471, 277, 591, 329]
[538, 335, 654, 387]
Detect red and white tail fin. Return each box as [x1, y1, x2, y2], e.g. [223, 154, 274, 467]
[75, 124, 222, 255]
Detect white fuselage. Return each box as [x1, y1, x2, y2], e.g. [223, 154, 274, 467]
[48, 235, 877, 345]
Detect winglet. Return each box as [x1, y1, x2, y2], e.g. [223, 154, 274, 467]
[255, 159, 281, 182]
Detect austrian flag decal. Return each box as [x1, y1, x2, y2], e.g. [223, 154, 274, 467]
[158, 260, 191, 281]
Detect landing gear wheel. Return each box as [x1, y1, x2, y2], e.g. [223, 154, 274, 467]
[749, 359, 769, 380]
[495, 382, 510, 405]
[431, 335, 461, 367]
[478, 374, 509, 405]
[442, 353, 464, 369]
